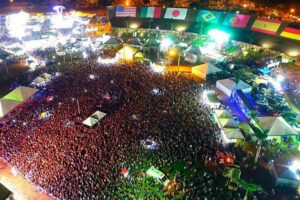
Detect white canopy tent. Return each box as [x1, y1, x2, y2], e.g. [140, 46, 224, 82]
[115, 46, 144, 61]
[192, 63, 222, 80]
[91, 111, 106, 120]
[82, 117, 99, 127]
[223, 128, 245, 140]
[4, 86, 38, 102]
[41, 73, 52, 79]
[219, 118, 238, 128]
[214, 109, 233, 119]
[216, 78, 252, 97]
[0, 99, 20, 118]
[254, 117, 298, 137]
[33, 76, 46, 84]
[203, 90, 221, 109]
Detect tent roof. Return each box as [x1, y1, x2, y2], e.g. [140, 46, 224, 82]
[219, 118, 238, 128]
[144, 38, 159, 47]
[185, 46, 202, 56]
[125, 38, 142, 46]
[274, 164, 300, 180]
[104, 37, 121, 45]
[207, 92, 220, 104]
[41, 73, 52, 79]
[134, 52, 144, 58]
[91, 111, 106, 120]
[4, 86, 38, 102]
[193, 63, 222, 75]
[255, 116, 298, 136]
[117, 46, 143, 59]
[215, 109, 233, 118]
[223, 128, 245, 139]
[217, 78, 251, 91]
[82, 117, 99, 127]
[33, 76, 46, 83]
[118, 46, 138, 54]
[0, 98, 21, 117]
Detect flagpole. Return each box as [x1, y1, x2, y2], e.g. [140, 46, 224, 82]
[77, 98, 81, 114]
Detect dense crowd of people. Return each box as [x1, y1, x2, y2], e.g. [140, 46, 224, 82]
[0, 57, 289, 199]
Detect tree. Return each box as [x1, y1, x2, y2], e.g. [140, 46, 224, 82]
[250, 120, 269, 163]
[113, 174, 168, 199]
[237, 178, 263, 200]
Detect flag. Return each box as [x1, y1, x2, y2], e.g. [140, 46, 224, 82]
[223, 13, 250, 28]
[280, 24, 300, 41]
[116, 6, 136, 17]
[140, 7, 161, 18]
[164, 8, 187, 20]
[251, 18, 281, 35]
[196, 10, 222, 24]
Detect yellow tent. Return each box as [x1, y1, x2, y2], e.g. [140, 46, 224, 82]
[116, 46, 143, 61]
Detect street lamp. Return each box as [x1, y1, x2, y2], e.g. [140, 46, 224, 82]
[290, 8, 295, 14]
[168, 47, 181, 73]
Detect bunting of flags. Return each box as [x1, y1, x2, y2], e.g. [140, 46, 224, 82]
[280, 24, 300, 41]
[223, 13, 250, 28]
[111, 6, 300, 42]
[196, 10, 222, 24]
[251, 18, 281, 35]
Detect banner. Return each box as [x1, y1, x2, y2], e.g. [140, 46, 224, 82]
[222, 13, 250, 28]
[196, 10, 222, 24]
[116, 6, 136, 17]
[140, 7, 161, 18]
[251, 18, 281, 35]
[280, 23, 300, 41]
[164, 8, 187, 20]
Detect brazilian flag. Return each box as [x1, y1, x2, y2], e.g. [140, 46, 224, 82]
[196, 10, 222, 24]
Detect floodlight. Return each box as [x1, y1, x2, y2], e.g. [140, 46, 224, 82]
[208, 29, 230, 43]
[276, 75, 284, 82]
[83, 52, 88, 59]
[160, 38, 173, 50]
[130, 23, 138, 29]
[176, 26, 186, 32]
[6, 11, 30, 38]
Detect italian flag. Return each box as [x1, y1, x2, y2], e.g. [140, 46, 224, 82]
[140, 7, 161, 18]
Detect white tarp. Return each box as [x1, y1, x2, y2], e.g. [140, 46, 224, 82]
[0, 99, 20, 117]
[91, 111, 106, 120]
[255, 117, 298, 136]
[82, 117, 99, 127]
[216, 78, 252, 97]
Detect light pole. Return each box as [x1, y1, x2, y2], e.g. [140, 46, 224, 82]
[168, 47, 181, 73]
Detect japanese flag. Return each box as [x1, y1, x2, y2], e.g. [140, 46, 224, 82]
[164, 8, 187, 20]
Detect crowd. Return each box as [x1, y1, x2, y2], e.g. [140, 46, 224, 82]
[0, 57, 274, 199]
